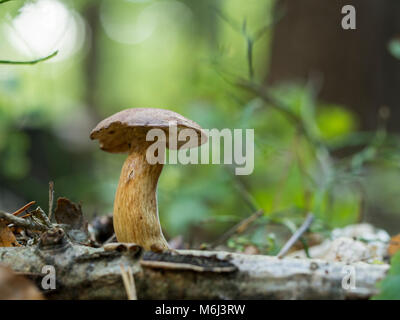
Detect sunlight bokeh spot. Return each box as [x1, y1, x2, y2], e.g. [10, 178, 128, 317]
[4, 0, 85, 62]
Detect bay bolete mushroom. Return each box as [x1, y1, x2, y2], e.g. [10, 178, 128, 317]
[90, 108, 207, 251]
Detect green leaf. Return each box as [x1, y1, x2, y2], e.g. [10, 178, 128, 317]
[373, 252, 400, 300]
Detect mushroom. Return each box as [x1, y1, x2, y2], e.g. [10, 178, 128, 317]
[90, 108, 207, 251]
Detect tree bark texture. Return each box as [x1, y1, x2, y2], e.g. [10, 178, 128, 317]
[0, 244, 389, 300]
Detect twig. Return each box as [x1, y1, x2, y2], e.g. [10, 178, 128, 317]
[237, 80, 318, 144]
[120, 264, 137, 300]
[20, 213, 32, 219]
[213, 6, 281, 81]
[0, 51, 58, 65]
[12, 201, 36, 216]
[277, 213, 314, 259]
[233, 179, 259, 212]
[30, 207, 52, 228]
[104, 234, 116, 245]
[246, 37, 254, 80]
[48, 181, 54, 221]
[0, 0, 13, 4]
[225, 166, 259, 212]
[0, 210, 47, 231]
[212, 209, 264, 247]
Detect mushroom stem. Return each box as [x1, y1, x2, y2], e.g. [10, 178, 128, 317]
[113, 144, 169, 251]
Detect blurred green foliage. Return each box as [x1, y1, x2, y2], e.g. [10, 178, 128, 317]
[0, 0, 399, 254]
[373, 252, 400, 300]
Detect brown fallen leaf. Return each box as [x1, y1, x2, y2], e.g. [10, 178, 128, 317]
[54, 197, 88, 232]
[388, 233, 400, 256]
[54, 197, 90, 244]
[0, 265, 43, 300]
[0, 220, 20, 247]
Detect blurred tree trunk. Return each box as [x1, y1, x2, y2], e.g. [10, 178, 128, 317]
[267, 0, 400, 131]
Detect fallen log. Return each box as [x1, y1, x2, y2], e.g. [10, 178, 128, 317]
[0, 232, 389, 299]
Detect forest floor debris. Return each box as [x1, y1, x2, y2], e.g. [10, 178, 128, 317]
[0, 193, 395, 300]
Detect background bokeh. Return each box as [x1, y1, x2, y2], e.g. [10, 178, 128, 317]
[1, 0, 400, 252]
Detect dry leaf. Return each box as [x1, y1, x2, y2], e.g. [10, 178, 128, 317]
[0, 265, 43, 300]
[54, 197, 90, 244]
[54, 197, 88, 232]
[388, 233, 400, 256]
[0, 220, 20, 247]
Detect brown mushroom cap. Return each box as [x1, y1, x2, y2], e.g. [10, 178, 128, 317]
[90, 108, 208, 153]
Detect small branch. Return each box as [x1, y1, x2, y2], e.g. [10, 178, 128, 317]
[0, 0, 13, 4]
[277, 213, 314, 259]
[212, 209, 264, 247]
[120, 264, 137, 300]
[238, 80, 313, 138]
[0, 51, 58, 65]
[29, 207, 52, 229]
[0, 210, 47, 231]
[104, 234, 116, 245]
[246, 38, 254, 80]
[12, 201, 36, 216]
[233, 179, 259, 212]
[20, 212, 32, 219]
[225, 166, 259, 212]
[48, 181, 54, 221]
[237, 80, 334, 159]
